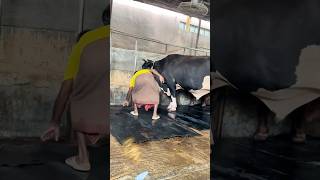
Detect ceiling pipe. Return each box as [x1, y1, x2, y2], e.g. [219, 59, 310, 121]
[78, 0, 85, 34]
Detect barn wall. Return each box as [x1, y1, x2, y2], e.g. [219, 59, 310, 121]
[110, 1, 210, 105]
[0, 0, 106, 137]
[111, 1, 210, 52]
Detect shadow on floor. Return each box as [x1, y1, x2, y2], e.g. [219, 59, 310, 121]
[0, 138, 108, 180]
[212, 135, 320, 180]
[110, 105, 210, 144]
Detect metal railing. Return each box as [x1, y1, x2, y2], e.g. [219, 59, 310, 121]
[111, 29, 210, 56]
[111, 29, 210, 71]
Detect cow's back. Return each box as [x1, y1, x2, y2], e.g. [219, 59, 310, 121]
[213, 0, 320, 92]
[155, 54, 210, 91]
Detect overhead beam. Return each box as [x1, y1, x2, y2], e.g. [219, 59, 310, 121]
[134, 0, 210, 21]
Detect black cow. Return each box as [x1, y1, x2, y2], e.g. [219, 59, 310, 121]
[213, 0, 320, 142]
[142, 54, 210, 111]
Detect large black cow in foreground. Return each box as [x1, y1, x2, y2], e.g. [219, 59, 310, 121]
[142, 54, 210, 112]
[213, 0, 320, 143]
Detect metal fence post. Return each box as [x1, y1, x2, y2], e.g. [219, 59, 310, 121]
[0, 0, 2, 24]
[195, 19, 202, 56]
[78, 0, 85, 34]
[0, 0, 2, 41]
[134, 40, 138, 71]
[165, 44, 168, 55]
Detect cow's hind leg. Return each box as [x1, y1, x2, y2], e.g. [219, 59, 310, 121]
[166, 81, 177, 112]
[254, 106, 271, 141]
[201, 94, 210, 107]
[291, 107, 306, 143]
[168, 95, 177, 112]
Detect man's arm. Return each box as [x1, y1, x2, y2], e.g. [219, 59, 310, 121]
[150, 69, 164, 83]
[123, 87, 133, 106]
[50, 79, 73, 125]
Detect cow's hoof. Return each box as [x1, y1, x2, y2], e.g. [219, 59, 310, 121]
[167, 112, 176, 119]
[130, 111, 139, 116]
[152, 115, 160, 120]
[168, 108, 176, 112]
[253, 132, 268, 141]
[292, 133, 306, 144]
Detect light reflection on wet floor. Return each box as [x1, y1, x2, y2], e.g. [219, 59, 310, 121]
[212, 135, 320, 180]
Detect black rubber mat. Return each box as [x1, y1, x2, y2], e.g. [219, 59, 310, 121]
[0, 138, 108, 180]
[164, 105, 210, 131]
[212, 135, 320, 180]
[110, 106, 209, 144]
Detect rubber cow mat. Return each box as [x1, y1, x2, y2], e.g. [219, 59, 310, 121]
[0, 138, 108, 180]
[212, 135, 320, 180]
[110, 105, 210, 144]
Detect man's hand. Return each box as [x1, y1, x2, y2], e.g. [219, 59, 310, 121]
[123, 100, 129, 107]
[151, 69, 165, 83]
[40, 123, 60, 142]
[159, 76, 165, 83]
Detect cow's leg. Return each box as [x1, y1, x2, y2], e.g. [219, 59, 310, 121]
[292, 118, 306, 143]
[167, 95, 177, 112]
[304, 98, 320, 122]
[254, 106, 270, 141]
[202, 94, 210, 107]
[166, 81, 177, 112]
[292, 107, 306, 143]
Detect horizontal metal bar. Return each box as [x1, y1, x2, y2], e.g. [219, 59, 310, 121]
[111, 29, 210, 54]
[0, 24, 75, 33]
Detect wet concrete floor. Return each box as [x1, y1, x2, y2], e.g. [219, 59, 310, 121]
[212, 135, 320, 180]
[0, 138, 108, 180]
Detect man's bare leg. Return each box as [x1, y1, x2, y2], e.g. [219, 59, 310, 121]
[292, 114, 306, 143]
[152, 104, 160, 120]
[77, 131, 90, 164]
[130, 103, 139, 116]
[254, 107, 270, 141]
[65, 131, 90, 171]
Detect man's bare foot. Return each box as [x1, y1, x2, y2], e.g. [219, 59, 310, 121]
[65, 156, 91, 172]
[130, 111, 138, 116]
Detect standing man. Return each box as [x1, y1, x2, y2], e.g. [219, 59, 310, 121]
[41, 5, 111, 172]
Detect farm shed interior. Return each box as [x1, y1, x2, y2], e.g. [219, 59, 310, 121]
[109, 0, 211, 179]
[211, 0, 320, 179]
[110, 0, 211, 105]
[0, 0, 108, 179]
